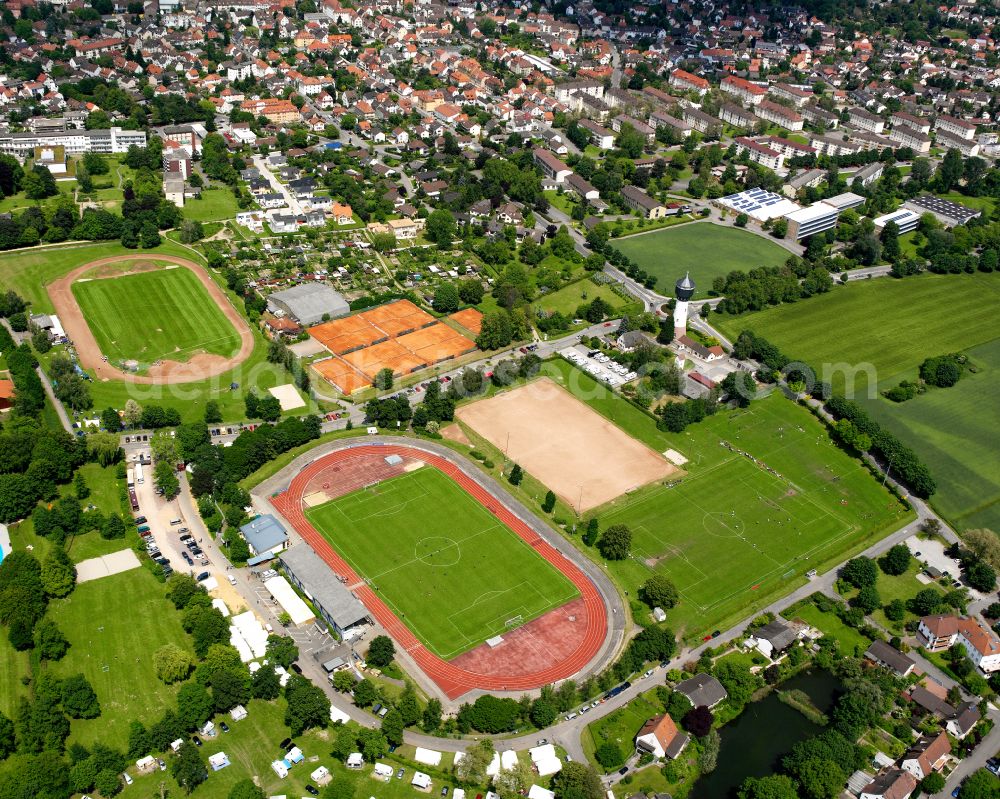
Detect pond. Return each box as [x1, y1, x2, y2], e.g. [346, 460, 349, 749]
[689, 669, 841, 799]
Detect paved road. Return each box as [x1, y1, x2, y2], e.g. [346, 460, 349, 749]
[1, 317, 74, 433]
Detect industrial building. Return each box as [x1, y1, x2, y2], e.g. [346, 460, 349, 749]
[266, 283, 350, 326]
[784, 202, 841, 240]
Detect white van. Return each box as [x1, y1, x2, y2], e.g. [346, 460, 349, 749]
[227, 575, 237, 586]
[123, 773, 133, 786]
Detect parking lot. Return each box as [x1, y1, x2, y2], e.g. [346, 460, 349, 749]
[559, 345, 637, 387]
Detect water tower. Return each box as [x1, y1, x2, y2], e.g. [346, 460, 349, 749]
[673, 272, 696, 338]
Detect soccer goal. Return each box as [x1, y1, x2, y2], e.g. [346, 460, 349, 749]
[504, 615, 524, 629]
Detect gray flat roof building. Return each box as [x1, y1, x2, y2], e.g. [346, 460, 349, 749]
[903, 194, 981, 227]
[280, 545, 370, 634]
[267, 283, 349, 326]
[240, 514, 288, 556]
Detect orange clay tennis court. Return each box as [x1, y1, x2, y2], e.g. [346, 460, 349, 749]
[448, 308, 483, 335]
[308, 300, 478, 393]
[312, 358, 370, 394]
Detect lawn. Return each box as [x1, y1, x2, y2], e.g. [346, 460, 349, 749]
[612, 222, 789, 296]
[713, 272, 1000, 530]
[544, 361, 910, 641]
[584, 689, 664, 771]
[864, 337, 1000, 532]
[0, 634, 30, 717]
[784, 602, 871, 654]
[305, 467, 579, 659]
[72, 267, 242, 366]
[119, 706, 471, 799]
[534, 278, 641, 318]
[46, 568, 194, 750]
[183, 187, 240, 222]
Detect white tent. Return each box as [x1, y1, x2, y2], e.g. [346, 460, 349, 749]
[454, 790, 466, 799]
[412, 772, 432, 790]
[330, 705, 350, 724]
[500, 751, 518, 770]
[414, 747, 442, 766]
[529, 744, 556, 764]
[486, 753, 501, 777]
[453, 752, 465, 766]
[169, 739, 184, 752]
[346, 752, 364, 769]
[230, 705, 248, 721]
[231, 611, 269, 658]
[212, 598, 231, 617]
[274, 666, 291, 687]
[263, 576, 314, 626]
[229, 631, 254, 663]
[534, 756, 562, 777]
[528, 786, 555, 799]
[373, 763, 394, 780]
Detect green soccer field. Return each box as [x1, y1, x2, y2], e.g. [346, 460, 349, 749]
[713, 272, 1000, 531]
[305, 467, 579, 659]
[72, 266, 242, 366]
[554, 375, 909, 640]
[612, 222, 790, 296]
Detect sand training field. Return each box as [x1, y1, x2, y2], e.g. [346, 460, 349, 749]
[456, 378, 677, 512]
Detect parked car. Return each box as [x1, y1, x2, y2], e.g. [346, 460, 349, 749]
[618, 767, 628, 776]
[134, 516, 147, 524]
[196, 572, 210, 581]
[441, 788, 449, 796]
[157, 759, 166, 771]
[220, 722, 230, 733]
[179, 534, 192, 542]
[122, 773, 133, 786]
[396, 768, 405, 780]
[305, 786, 318, 797]
[191, 737, 202, 747]
[279, 738, 293, 750]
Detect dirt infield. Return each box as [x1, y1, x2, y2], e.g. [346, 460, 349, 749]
[456, 378, 678, 513]
[271, 444, 608, 699]
[48, 255, 254, 385]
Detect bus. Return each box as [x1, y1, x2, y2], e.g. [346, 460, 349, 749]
[134, 461, 144, 485]
[126, 468, 135, 487]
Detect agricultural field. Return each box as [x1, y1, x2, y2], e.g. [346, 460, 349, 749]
[612, 222, 789, 296]
[545, 361, 909, 640]
[305, 467, 579, 659]
[72, 267, 242, 365]
[714, 272, 1000, 531]
[46, 568, 194, 750]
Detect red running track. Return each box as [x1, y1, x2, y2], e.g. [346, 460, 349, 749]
[272, 444, 609, 699]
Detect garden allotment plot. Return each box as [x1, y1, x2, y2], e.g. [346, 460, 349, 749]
[71, 266, 241, 365]
[305, 467, 579, 659]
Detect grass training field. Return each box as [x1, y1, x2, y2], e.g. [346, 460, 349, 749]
[182, 187, 240, 222]
[613, 222, 789, 296]
[305, 467, 579, 659]
[72, 266, 242, 365]
[544, 360, 909, 640]
[714, 272, 1000, 531]
[46, 568, 193, 750]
